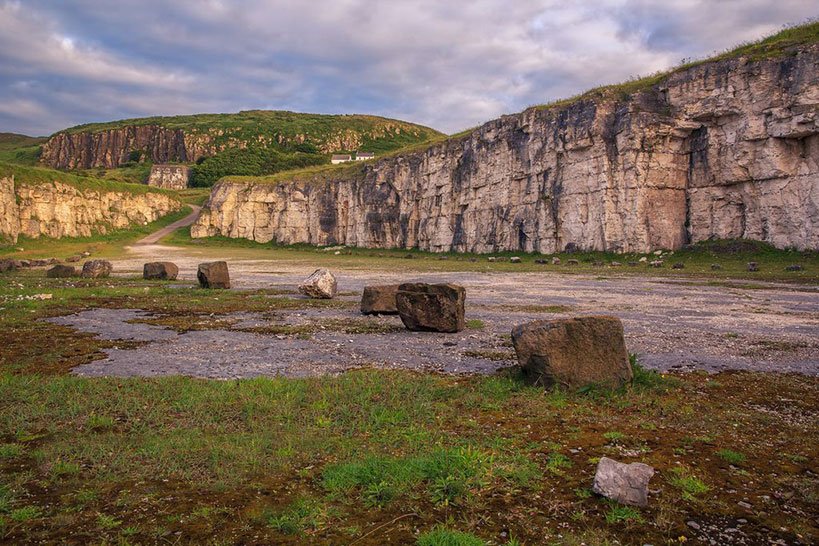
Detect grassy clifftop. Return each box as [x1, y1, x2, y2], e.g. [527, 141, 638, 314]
[0, 162, 174, 196]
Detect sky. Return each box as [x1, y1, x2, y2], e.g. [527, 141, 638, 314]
[0, 0, 815, 136]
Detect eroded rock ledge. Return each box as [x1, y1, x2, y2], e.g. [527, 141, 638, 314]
[0, 176, 181, 243]
[192, 46, 819, 253]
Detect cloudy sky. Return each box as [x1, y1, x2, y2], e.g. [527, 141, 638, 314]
[0, 1, 814, 136]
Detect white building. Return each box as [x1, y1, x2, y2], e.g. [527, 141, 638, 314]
[331, 154, 352, 164]
[355, 152, 375, 161]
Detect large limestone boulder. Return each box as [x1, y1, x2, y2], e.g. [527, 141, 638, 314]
[143, 262, 179, 280]
[197, 261, 230, 289]
[511, 316, 632, 389]
[47, 265, 76, 278]
[396, 283, 465, 333]
[360, 284, 400, 315]
[81, 260, 112, 278]
[298, 268, 337, 299]
[592, 457, 655, 507]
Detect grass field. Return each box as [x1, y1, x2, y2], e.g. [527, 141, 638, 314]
[0, 272, 816, 545]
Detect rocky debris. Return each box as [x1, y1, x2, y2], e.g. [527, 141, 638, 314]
[143, 262, 179, 280]
[298, 268, 337, 299]
[511, 316, 633, 389]
[396, 283, 466, 333]
[510, 256, 521, 263]
[148, 164, 190, 190]
[47, 265, 77, 278]
[785, 264, 803, 271]
[649, 260, 664, 268]
[360, 284, 399, 315]
[567, 259, 579, 266]
[197, 261, 230, 289]
[592, 457, 655, 507]
[672, 262, 685, 269]
[551, 257, 561, 265]
[0, 258, 17, 272]
[711, 263, 722, 270]
[81, 260, 112, 278]
[747, 262, 759, 272]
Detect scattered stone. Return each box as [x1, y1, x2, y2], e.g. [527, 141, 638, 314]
[593, 261, 604, 267]
[65, 255, 82, 263]
[438, 255, 449, 260]
[654, 250, 663, 256]
[611, 261, 622, 267]
[510, 256, 521, 263]
[0, 258, 16, 272]
[360, 284, 400, 315]
[627, 261, 638, 267]
[143, 262, 179, 280]
[638, 257, 647, 263]
[403, 254, 415, 259]
[649, 260, 664, 268]
[197, 261, 230, 289]
[567, 259, 579, 266]
[747, 262, 759, 272]
[469, 257, 477, 262]
[592, 457, 655, 507]
[511, 315, 632, 389]
[687, 521, 701, 531]
[47, 264, 77, 278]
[81, 260, 112, 278]
[18, 260, 30, 268]
[551, 257, 561, 265]
[672, 262, 685, 269]
[785, 264, 803, 271]
[81, 251, 91, 257]
[738, 501, 752, 509]
[487, 257, 497, 262]
[711, 263, 722, 270]
[396, 283, 466, 333]
[534, 259, 547, 265]
[298, 268, 337, 299]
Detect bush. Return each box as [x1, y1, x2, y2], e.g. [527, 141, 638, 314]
[190, 146, 326, 186]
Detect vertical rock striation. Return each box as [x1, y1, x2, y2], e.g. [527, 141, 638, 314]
[192, 46, 819, 252]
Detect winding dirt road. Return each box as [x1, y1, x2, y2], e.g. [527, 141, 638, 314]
[134, 205, 201, 245]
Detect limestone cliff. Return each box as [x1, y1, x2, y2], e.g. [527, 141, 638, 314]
[0, 175, 182, 243]
[193, 44, 819, 253]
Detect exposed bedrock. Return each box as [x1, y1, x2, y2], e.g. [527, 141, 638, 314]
[192, 47, 819, 252]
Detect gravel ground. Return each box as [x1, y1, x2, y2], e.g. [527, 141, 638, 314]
[51, 244, 819, 379]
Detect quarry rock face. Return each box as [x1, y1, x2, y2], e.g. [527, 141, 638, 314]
[192, 45, 819, 253]
[511, 316, 632, 390]
[0, 176, 181, 244]
[396, 283, 466, 333]
[148, 165, 190, 190]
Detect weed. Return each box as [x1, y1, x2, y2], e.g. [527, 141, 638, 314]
[267, 497, 328, 535]
[546, 452, 572, 476]
[603, 431, 626, 443]
[10, 506, 42, 522]
[417, 526, 486, 546]
[466, 319, 486, 329]
[716, 449, 747, 465]
[0, 443, 23, 458]
[98, 513, 122, 529]
[605, 504, 644, 524]
[669, 467, 710, 500]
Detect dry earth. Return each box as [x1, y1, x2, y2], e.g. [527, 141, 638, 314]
[49, 243, 819, 379]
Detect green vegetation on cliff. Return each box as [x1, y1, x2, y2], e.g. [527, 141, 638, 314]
[0, 133, 45, 166]
[0, 162, 173, 196]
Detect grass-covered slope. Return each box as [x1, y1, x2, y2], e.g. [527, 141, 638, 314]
[0, 162, 174, 196]
[0, 133, 46, 166]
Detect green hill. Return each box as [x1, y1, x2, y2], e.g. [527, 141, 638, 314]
[0, 133, 46, 166]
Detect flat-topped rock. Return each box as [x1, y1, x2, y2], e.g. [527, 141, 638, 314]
[360, 284, 400, 315]
[396, 283, 465, 333]
[81, 260, 112, 278]
[511, 316, 632, 390]
[197, 261, 230, 289]
[47, 265, 77, 278]
[143, 262, 179, 280]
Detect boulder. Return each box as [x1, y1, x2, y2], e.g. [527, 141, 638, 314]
[747, 262, 759, 272]
[785, 264, 803, 271]
[711, 263, 722, 270]
[47, 265, 76, 278]
[510, 256, 521, 263]
[197, 261, 230, 289]
[298, 268, 337, 299]
[649, 260, 664, 268]
[0, 258, 16, 273]
[81, 260, 112, 278]
[143, 262, 179, 280]
[396, 283, 465, 333]
[360, 284, 400, 315]
[511, 316, 632, 390]
[592, 457, 655, 507]
[551, 257, 561, 265]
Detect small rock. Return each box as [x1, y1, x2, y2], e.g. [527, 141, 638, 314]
[627, 261, 638, 267]
[567, 259, 579, 266]
[487, 257, 497, 263]
[593, 261, 604, 267]
[81, 251, 91, 257]
[403, 253, 415, 259]
[611, 261, 622, 267]
[46, 264, 76, 278]
[747, 262, 759, 272]
[360, 284, 399, 315]
[638, 257, 647, 263]
[65, 255, 82, 263]
[534, 259, 547, 265]
[469, 257, 477, 262]
[711, 263, 722, 270]
[298, 268, 337, 299]
[438, 255, 449, 260]
[654, 250, 663, 256]
[143, 262, 179, 280]
[396, 283, 465, 333]
[672, 262, 685, 269]
[592, 456, 655, 507]
[197, 261, 230, 289]
[649, 260, 664, 268]
[551, 257, 561, 265]
[785, 264, 803, 271]
[738, 501, 752, 509]
[510, 256, 521, 263]
[81, 260, 112, 278]
[687, 521, 701, 531]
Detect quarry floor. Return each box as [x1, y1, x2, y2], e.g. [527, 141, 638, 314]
[52, 243, 819, 379]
